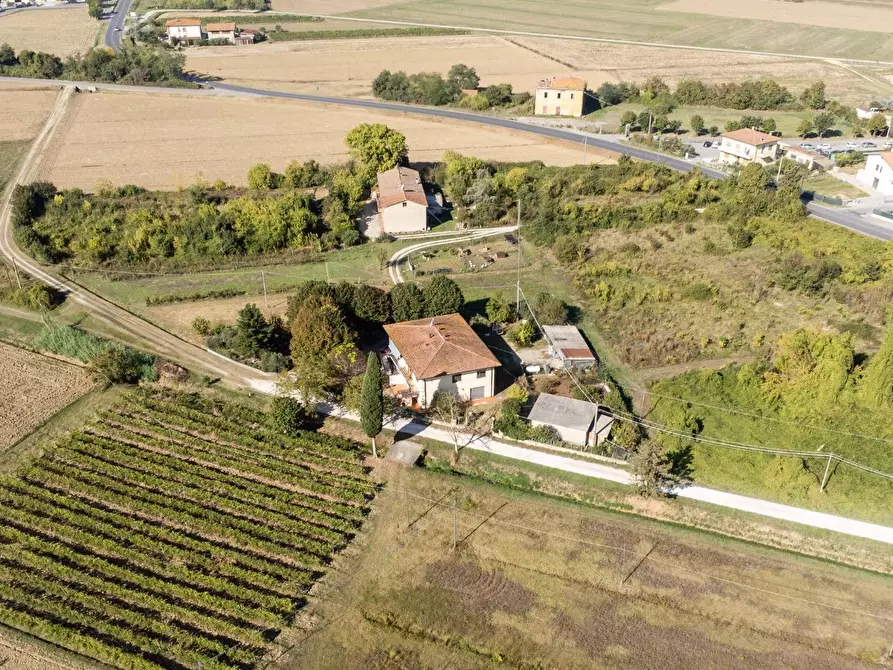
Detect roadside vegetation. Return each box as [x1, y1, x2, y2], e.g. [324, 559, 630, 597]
[0, 387, 375, 669]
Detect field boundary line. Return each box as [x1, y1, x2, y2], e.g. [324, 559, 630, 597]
[291, 13, 893, 66]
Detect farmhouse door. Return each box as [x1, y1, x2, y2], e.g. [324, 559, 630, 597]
[556, 106, 561, 115]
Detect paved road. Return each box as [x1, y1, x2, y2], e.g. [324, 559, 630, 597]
[104, 0, 132, 51]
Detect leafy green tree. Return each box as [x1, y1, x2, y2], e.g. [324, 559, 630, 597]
[534, 292, 571, 325]
[389, 282, 425, 322]
[800, 81, 826, 110]
[423, 276, 464, 316]
[597, 81, 628, 106]
[345, 123, 408, 185]
[619, 110, 637, 131]
[442, 151, 487, 202]
[247, 163, 276, 190]
[288, 295, 357, 401]
[283, 159, 324, 188]
[372, 70, 411, 102]
[87, 0, 102, 19]
[268, 396, 311, 436]
[796, 118, 814, 137]
[360, 353, 384, 457]
[510, 320, 535, 346]
[812, 111, 835, 138]
[0, 43, 15, 66]
[447, 63, 480, 90]
[191, 317, 211, 336]
[87, 347, 148, 384]
[689, 114, 705, 135]
[631, 440, 680, 498]
[868, 113, 889, 136]
[762, 117, 777, 133]
[351, 284, 391, 324]
[485, 293, 515, 325]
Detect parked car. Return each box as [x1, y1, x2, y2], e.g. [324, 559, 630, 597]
[846, 141, 860, 149]
[702, 141, 712, 148]
[884, 141, 893, 149]
[817, 143, 832, 151]
[862, 141, 878, 148]
[799, 143, 815, 150]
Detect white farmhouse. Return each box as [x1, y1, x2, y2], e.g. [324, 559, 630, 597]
[718, 128, 780, 165]
[205, 22, 237, 44]
[856, 151, 893, 195]
[165, 18, 203, 44]
[383, 313, 501, 408]
[374, 166, 428, 234]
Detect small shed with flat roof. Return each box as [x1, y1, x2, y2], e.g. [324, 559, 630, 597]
[527, 393, 611, 448]
[541, 325, 596, 369]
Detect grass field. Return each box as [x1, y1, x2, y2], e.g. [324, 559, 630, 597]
[0, 7, 100, 57]
[346, 0, 893, 61]
[0, 342, 95, 450]
[36, 90, 598, 189]
[0, 140, 30, 193]
[285, 462, 893, 669]
[0, 388, 376, 669]
[804, 173, 870, 199]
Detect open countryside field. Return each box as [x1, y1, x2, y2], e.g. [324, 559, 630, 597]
[345, 0, 893, 61]
[0, 342, 94, 450]
[185, 34, 620, 98]
[0, 7, 99, 57]
[286, 465, 893, 669]
[36, 90, 603, 189]
[0, 388, 376, 670]
[0, 85, 57, 141]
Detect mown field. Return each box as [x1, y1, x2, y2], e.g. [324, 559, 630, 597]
[285, 463, 893, 669]
[0, 389, 376, 670]
[347, 0, 893, 61]
[0, 7, 99, 57]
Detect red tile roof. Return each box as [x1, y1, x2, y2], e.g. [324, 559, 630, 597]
[384, 313, 500, 379]
[537, 76, 586, 90]
[721, 128, 778, 146]
[165, 18, 201, 27]
[376, 166, 427, 210]
[206, 22, 236, 32]
[880, 151, 893, 169]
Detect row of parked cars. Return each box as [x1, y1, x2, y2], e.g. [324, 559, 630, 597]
[799, 140, 891, 155]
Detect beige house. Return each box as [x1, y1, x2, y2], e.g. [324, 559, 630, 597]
[206, 22, 237, 43]
[718, 128, 780, 165]
[857, 152, 893, 195]
[375, 166, 428, 234]
[383, 314, 501, 408]
[535, 76, 586, 117]
[782, 145, 832, 172]
[165, 18, 203, 44]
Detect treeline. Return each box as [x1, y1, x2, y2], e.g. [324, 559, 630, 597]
[268, 27, 467, 42]
[596, 76, 833, 113]
[0, 43, 187, 86]
[372, 63, 529, 109]
[141, 0, 266, 10]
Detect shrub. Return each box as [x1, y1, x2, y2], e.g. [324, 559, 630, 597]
[247, 163, 278, 190]
[268, 395, 312, 436]
[191, 317, 211, 336]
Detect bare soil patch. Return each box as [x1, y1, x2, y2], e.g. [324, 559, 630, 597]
[143, 293, 286, 341]
[0, 7, 99, 57]
[0, 341, 94, 450]
[38, 90, 606, 190]
[185, 34, 614, 97]
[0, 84, 57, 141]
[659, 0, 893, 33]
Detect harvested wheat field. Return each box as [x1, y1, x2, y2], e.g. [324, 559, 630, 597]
[38, 91, 606, 190]
[0, 84, 57, 140]
[186, 34, 616, 97]
[0, 6, 99, 57]
[0, 342, 94, 449]
[659, 0, 893, 33]
[508, 37, 892, 105]
[269, 0, 398, 13]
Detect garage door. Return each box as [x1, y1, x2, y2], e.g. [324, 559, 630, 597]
[469, 386, 485, 400]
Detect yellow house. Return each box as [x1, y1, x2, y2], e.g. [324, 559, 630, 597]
[535, 76, 587, 117]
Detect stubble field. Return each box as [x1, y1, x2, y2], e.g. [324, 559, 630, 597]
[0, 85, 56, 141]
[0, 7, 99, 57]
[0, 342, 94, 450]
[36, 90, 606, 190]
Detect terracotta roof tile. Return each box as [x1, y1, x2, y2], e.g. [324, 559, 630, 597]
[384, 313, 500, 379]
[377, 166, 427, 210]
[206, 22, 236, 31]
[165, 18, 202, 27]
[537, 76, 586, 90]
[880, 151, 893, 169]
[721, 128, 778, 146]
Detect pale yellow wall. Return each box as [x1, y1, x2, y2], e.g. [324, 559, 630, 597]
[534, 88, 585, 117]
[381, 201, 427, 234]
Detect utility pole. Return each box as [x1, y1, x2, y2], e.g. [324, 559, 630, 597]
[820, 453, 835, 492]
[10, 257, 22, 289]
[261, 271, 268, 310]
[451, 493, 457, 551]
[515, 197, 522, 316]
[582, 136, 588, 165]
[647, 111, 653, 135]
[325, 261, 331, 283]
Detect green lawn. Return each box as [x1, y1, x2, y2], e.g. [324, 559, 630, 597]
[349, 0, 893, 61]
[804, 173, 869, 200]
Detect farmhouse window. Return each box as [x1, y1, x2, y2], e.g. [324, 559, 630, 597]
[402, 202, 407, 207]
[570, 93, 574, 99]
[476, 371, 486, 379]
[543, 92, 548, 98]
[452, 374, 462, 383]
[557, 92, 561, 99]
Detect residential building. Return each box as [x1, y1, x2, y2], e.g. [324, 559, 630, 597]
[541, 325, 596, 369]
[205, 22, 237, 44]
[856, 107, 892, 126]
[165, 18, 203, 44]
[234, 29, 256, 45]
[526, 393, 613, 448]
[782, 144, 832, 172]
[383, 313, 501, 408]
[535, 76, 586, 117]
[856, 152, 893, 195]
[374, 166, 428, 234]
[718, 128, 780, 165]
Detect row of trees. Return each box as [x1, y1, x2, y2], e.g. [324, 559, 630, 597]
[372, 63, 527, 109]
[0, 43, 186, 86]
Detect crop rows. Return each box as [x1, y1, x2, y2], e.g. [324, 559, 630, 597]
[0, 390, 377, 669]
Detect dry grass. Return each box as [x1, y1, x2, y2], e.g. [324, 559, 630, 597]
[143, 293, 286, 342]
[185, 34, 614, 97]
[0, 342, 94, 450]
[0, 7, 99, 57]
[37, 90, 607, 189]
[0, 84, 57, 141]
[268, 0, 397, 13]
[282, 465, 893, 669]
[659, 0, 893, 33]
[509, 37, 893, 105]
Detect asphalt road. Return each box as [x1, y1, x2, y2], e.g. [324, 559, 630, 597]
[104, 0, 131, 51]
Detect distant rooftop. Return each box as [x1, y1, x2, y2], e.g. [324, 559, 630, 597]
[721, 128, 777, 146]
[537, 76, 586, 91]
[376, 166, 427, 210]
[542, 325, 595, 361]
[206, 22, 236, 31]
[527, 393, 598, 432]
[165, 18, 201, 27]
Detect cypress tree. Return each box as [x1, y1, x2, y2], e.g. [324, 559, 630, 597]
[360, 352, 384, 457]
